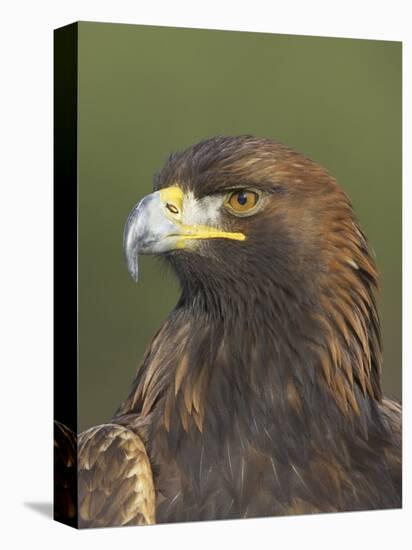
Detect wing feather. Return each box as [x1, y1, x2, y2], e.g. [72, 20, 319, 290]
[54, 420, 77, 526]
[78, 423, 155, 527]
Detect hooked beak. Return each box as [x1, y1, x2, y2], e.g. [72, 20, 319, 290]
[123, 186, 245, 282]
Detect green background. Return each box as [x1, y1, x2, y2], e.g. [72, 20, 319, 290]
[77, 22, 402, 432]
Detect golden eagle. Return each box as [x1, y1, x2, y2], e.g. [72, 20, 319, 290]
[55, 135, 401, 527]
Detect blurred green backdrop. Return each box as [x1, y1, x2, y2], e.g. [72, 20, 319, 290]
[77, 22, 401, 432]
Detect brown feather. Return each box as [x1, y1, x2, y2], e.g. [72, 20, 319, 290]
[71, 136, 400, 526]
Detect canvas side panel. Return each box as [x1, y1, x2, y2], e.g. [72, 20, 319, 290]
[53, 22, 78, 528]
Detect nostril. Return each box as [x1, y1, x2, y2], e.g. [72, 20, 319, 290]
[166, 203, 179, 215]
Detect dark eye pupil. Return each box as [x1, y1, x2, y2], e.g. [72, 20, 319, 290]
[237, 192, 248, 205]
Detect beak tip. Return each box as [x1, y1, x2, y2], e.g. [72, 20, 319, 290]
[125, 254, 139, 283]
[124, 213, 139, 283]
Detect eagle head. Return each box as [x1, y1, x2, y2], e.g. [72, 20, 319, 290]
[124, 136, 375, 314]
[124, 135, 382, 419]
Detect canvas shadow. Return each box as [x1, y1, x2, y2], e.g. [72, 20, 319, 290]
[24, 501, 53, 519]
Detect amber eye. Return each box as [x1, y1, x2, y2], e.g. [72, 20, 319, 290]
[225, 190, 260, 215]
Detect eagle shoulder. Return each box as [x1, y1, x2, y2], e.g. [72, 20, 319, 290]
[379, 397, 402, 437]
[78, 423, 155, 527]
[54, 420, 77, 525]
